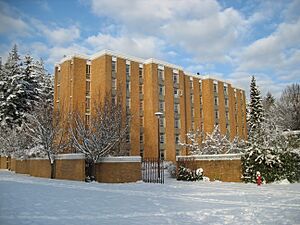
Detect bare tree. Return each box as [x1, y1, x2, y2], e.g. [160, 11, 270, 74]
[277, 83, 300, 131]
[25, 102, 67, 178]
[0, 127, 31, 159]
[70, 93, 130, 180]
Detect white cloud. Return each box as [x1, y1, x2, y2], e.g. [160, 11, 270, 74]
[88, 0, 246, 63]
[237, 18, 300, 73]
[0, 9, 30, 37]
[162, 7, 245, 62]
[32, 19, 81, 45]
[85, 33, 165, 59]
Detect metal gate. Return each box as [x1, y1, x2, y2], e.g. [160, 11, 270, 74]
[142, 158, 164, 184]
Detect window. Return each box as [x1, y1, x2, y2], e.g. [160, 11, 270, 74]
[112, 78, 117, 90]
[215, 110, 219, 120]
[112, 96, 117, 105]
[226, 111, 229, 120]
[139, 85, 143, 94]
[85, 114, 90, 126]
[174, 89, 179, 98]
[189, 77, 193, 88]
[86, 65, 91, 75]
[140, 117, 144, 126]
[174, 103, 180, 114]
[190, 94, 194, 103]
[213, 83, 218, 93]
[139, 67, 143, 79]
[191, 108, 195, 117]
[199, 81, 202, 93]
[175, 119, 180, 129]
[191, 121, 195, 129]
[224, 86, 228, 95]
[158, 69, 164, 81]
[112, 60, 116, 73]
[57, 86, 60, 100]
[214, 96, 218, 106]
[159, 85, 165, 96]
[159, 117, 165, 127]
[85, 98, 90, 112]
[175, 134, 180, 144]
[126, 81, 131, 92]
[173, 73, 179, 84]
[159, 101, 165, 112]
[160, 134, 165, 144]
[140, 134, 144, 143]
[126, 98, 131, 109]
[86, 81, 91, 96]
[225, 98, 229, 107]
[140, 101, 144, 111]
[126, 64, 130, 78]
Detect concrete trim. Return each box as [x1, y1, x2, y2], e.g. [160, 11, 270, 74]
[29, 157, 49, 161]
[56, 153, 85, 160]
[97, 156, 141, 163]
[176, 153, 243, 161]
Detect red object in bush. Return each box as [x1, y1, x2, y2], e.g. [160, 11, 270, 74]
[256, 174, 262, 186]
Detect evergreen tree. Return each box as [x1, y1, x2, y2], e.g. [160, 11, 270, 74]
[0, 44, 24, 128]
[33, 59, 53, 106]
[247, 76, 265, 141]
[263, 92, 275, 112]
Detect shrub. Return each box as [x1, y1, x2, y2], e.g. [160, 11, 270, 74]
[177, 166, 203, 181]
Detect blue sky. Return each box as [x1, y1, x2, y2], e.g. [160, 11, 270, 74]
[0, 0, 299, 98]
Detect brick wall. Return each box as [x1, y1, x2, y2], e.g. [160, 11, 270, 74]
[0, 156, 5, 169]
[95, 157, 142, 183]
[15, 160, 29, 174]
[29, 159, 51, 178]
[177, 154, 243, 182]
[55, 154, 85, 181]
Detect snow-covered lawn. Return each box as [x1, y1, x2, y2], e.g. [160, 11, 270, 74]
[0, 170, 299, 225]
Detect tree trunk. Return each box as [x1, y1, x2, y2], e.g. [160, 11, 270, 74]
[50, 161, 56, 179]
[91, 160, 96, 181]
[85, 159, 96, 182]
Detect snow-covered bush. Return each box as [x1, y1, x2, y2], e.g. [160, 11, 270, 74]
[177, 166, 203, 181]
[165, 161, 177, 178]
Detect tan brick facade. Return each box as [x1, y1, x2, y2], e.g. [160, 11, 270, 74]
[54, 50, 247, 162]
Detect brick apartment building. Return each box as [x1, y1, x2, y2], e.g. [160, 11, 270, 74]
[54, 50, 247, 162]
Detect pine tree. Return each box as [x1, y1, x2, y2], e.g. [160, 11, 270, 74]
[33, 59, 53, 106]
[0, 44, 24, 128]
[248, 76, 265, 141]
[263, 92, 275, 112]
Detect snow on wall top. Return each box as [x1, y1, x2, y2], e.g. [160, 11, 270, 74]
[55, 153, 85, 160]
[97, 156, 142, 163]
[176, 153, 244, 161]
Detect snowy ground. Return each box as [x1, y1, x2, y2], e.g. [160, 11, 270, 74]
[0, 170, 299, 225]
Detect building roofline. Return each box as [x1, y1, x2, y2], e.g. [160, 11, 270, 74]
[55, 49, 244, 90]
[144, 58, 183, 70]
[90, 49, 145, 63]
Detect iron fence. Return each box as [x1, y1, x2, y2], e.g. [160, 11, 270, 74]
[142, 158, 164, 184]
